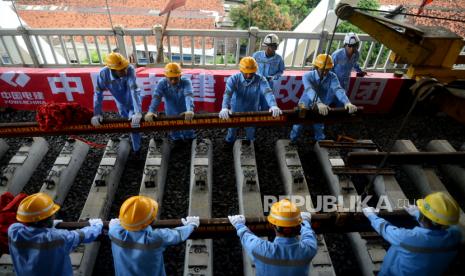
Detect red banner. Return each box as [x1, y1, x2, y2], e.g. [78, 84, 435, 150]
[0, 67, 403, 114]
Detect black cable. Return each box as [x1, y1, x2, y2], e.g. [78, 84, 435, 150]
[353, 7, 465, 23]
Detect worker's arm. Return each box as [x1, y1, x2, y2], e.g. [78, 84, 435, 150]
[127, 66, 142, 114]
[148, 81, 164, 113]
[93, 72, 106, 116]
[330, 75, 350, 105]
[62, 220, 103, 252]
[236, 223, 270, 259]
[222, 76, 235, 109]
[157, 225, 196, 246]
[366, 213, 412, 246]
[260, 77, 278, 107]
[300, 221, 318, 255]
[183, 79, 195, 112]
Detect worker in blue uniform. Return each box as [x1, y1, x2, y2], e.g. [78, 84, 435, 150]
[253, 34, 285, 111]
[289, 54, 358, 142]
[331, 32, 367, 91]
[109, 195, 199, 276]
[91, 52, 142, 152]
[219, 56, 282, 143]
[144, 62, 195, 141]
[228, 199, 317, 275]
[362, 192, 462, 276]
[8, 193, 103, 276]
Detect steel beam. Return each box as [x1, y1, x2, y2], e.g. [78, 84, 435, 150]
[314, 142, 386, 276]
[275, 139, 336, 276]
[0, 137, 48, 195]
[53, 211, 415, 238]
[139, 138, 171, 212]
[426, 140, 465, 199]
[72, 138, 130, 276]
[0, 108, 362, 138]
[233, 140, 262, 276]
[347, 151, 465, 165]
[393, 140, 465, 239]
[39, 139, 89, 205]
[184, 139, 213, 276]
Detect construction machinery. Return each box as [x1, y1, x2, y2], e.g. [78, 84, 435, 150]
[335, 3, 465, 123]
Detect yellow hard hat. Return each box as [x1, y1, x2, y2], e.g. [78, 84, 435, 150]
[16, 193, 60, 223]
[267, 199, 302, 227]
[164, 62, 182, 77]
[313, 54, 334, 69]
[417, 192, 460, 226]
[239, 56, 258, 74]
[105, 52, 129, 71]
[119, 196, 158, 231]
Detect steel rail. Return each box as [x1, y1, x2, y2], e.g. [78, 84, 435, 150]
[0, 108, 362, 138]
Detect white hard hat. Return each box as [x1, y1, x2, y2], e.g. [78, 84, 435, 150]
[262, 34, 279, 46]
[344, 32, 360, 46]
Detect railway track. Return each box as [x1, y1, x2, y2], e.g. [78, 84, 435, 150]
[0, 133, 464, 276]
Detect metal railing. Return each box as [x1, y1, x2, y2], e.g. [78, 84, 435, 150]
[0, 25, 409, 71]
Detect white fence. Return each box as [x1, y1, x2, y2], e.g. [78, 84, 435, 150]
[0, 25, 409, 71]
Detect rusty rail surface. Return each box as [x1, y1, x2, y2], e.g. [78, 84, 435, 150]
[0, 108, 362, 138]
[56, 210, 415, 239]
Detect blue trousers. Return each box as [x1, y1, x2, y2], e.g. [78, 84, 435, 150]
[169, 130, 196, 141]
[289, 124, 325, 142]
[225, 127, 256, 143]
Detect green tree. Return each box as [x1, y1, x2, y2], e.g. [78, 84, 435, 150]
[337, 0, 380, 34]
[273, 0, 319, 28]
[230, 0, 292, 30]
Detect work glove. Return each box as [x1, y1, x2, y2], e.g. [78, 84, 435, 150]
[219, 108, 232, 120]
[52, 219, 63, 228]
[228, 215, 246, 228]
[404, 205, 419, 217]
[182, 111, 195, 121]
[182, 216, 200, 228]
[300, 212, 312, 223]
[130, 112, 143, 128]
[88, 218, 103, 226]
[316, 103, 329, 116]
[269, 106, 282, 117]
[91, 115, 103, 127]
[144, 112, 157, 122]
[109, 218, 120, 228]
[362, 207, 377, 218]
[344, 103, 357, 114]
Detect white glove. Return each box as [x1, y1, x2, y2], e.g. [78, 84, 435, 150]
[182, 111, 194, 121]
[182, 216, 200, 228]
[130, 112, 142, 128]
[269, 106, 282, 117]
[301, 212, 311, 223]
[404, 205, 419, 217]
[109, 218, 120, 228]
[88, 218, 103, 226]
[344, 103, 358, 114]
[362, 207, 377, 218]
[219, 108, 232, 120]
[52, 219, 63, 228]
[144, 112, 157, 122]
[316, 103, 329, 116]
[228, 215, 246, 228]
[91, 115, 103, 126]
